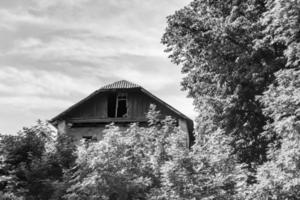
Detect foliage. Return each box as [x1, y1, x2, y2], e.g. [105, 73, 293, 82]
[64, 105, 247, 200]
[244, 68, 300, 199]
[258, 0, 300, 69]
[162, 0, 300, 199]
[0, 192, 24, 200]
[241, 1, 300, 199]
[0, 121, 76, 200]
[64, 106, 184, 200]
[154, 129, 247, 200]
[162, 0, 286, 167]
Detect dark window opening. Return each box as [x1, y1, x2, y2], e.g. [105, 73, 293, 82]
[83, 136, 97, 143]
[117, 99, 127, 117]
[116, 94, 127, 118]
[82, 136, 97, 141]
[107, 93, 128, 118]
[82, 136, 97, 147]
[82, 136, 92, 140]
[107, 93, 116, 118]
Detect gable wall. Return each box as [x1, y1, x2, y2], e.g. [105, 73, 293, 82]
[56, 89, 193, 147]
[64, 89, 181, 121]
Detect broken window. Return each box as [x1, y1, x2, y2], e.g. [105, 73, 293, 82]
[116, 93, 127, 117]
[107, 92, 128, 118]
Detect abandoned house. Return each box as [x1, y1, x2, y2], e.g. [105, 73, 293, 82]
[50, 80, 194, 147]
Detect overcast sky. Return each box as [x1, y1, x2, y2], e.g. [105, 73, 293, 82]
[0, 0, 196, 134]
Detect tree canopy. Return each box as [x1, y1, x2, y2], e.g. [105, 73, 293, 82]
[162, 0, 300, 198]
[162, 0, 298, 169]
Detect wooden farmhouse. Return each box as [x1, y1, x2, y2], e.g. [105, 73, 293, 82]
[50, 80, 194, 147]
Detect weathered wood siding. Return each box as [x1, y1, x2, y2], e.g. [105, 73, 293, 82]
[128, 91, 152, 119]
[65, 93, 107, 119]
[64, 90, 182, 121]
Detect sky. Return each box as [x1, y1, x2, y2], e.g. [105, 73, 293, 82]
[0, 0, 196, 134]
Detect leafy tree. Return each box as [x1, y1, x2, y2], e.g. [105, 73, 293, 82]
[258, 0, 300, 69]
[55, 132, 77, 169]
[241, 1, 300, 198]
[64, 105, 248, 200]
[244, 68, 300, 199]
[162, 1, 300, 198]
[162, 0, 286, 168]
[153, 129, 247, 200]
[64, 105, 188, 200]
[0, 121, 76, 200]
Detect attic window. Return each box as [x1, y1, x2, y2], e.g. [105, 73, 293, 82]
[116, 93, 127, 117]
[107, 93, 128, 118]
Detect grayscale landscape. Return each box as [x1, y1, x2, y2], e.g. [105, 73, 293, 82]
[0, 0, 299, 199]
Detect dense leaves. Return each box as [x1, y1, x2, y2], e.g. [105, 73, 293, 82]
[162, 0, 286, 167]
[245, 69, 300, 199]
[162, 0, 300, 199]
[64, 106, 185, 200]
[156, 129, 247, 200]
[0, 121, 76, 200]
[64, 106, 247, 200]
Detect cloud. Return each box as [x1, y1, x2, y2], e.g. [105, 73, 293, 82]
[0, 66, 101, 134]
[16, 37, 42, 48]
[0, 66, 100, 98]
[0, 8, 49, 28]
[0, 96, 72, 111]
[8, 36, 162, 62]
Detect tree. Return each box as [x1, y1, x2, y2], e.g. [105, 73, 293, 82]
[64, 105, 248, 200]
[0, 121, 77, 200]
[241, 1, 300, 198]
[162, 0, 287, 169]
[244, 69, 300, 199]
[154, 129, 247, 200]
[64, 105, 186, 200]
